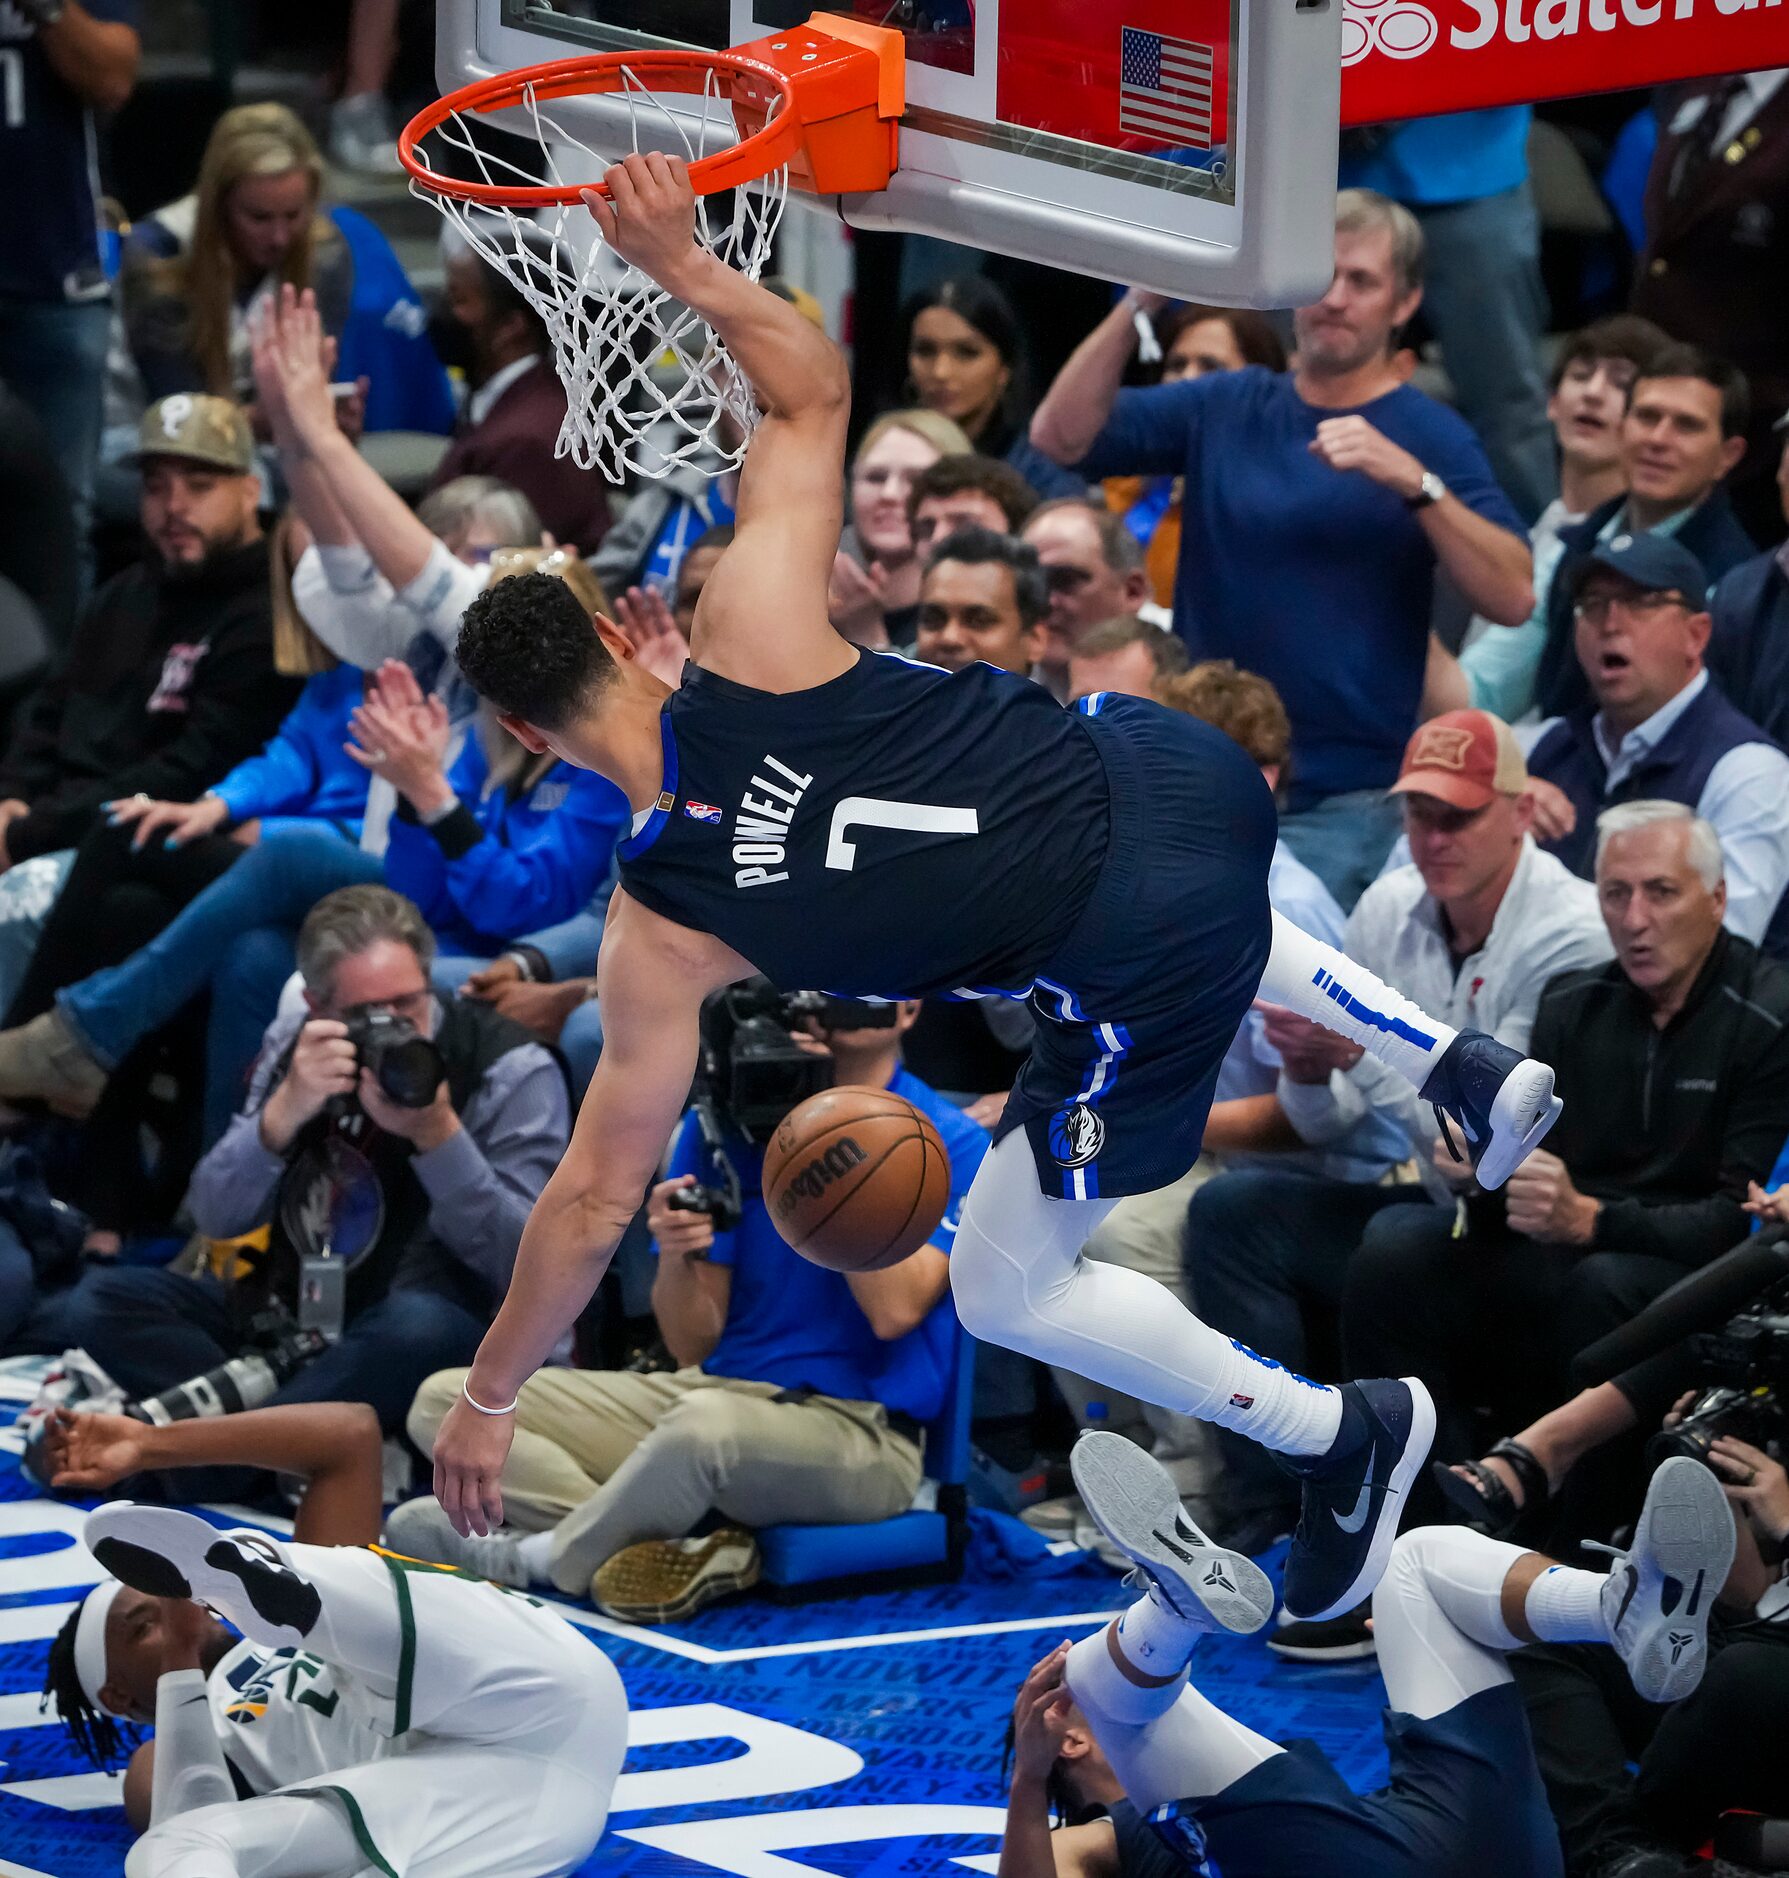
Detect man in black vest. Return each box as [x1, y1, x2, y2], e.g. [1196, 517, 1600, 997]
[1531, 345, 1756, 722]
[1344, 801, 1789, 1538]
[5, 886, 571, 1451]
[1524, 535, 1789, 955]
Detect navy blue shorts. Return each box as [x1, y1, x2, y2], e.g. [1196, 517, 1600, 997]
[1147, 1686, 1565, 1878]
[996, 692, 1275, 1200]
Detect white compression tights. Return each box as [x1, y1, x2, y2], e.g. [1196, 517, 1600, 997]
[1064, 1527, 1598, 1812]
[950, 914, 1460, 1452]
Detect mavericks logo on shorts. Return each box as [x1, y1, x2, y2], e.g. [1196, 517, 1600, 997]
[1048, 1103, 1105, 1169]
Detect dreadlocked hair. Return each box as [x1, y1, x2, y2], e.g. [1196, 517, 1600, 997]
[42, 1599, 136, 1772]
[1001, 1710, 1097, 1827]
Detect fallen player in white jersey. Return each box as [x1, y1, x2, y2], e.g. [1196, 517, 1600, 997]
[41, 1403, 626, 1878]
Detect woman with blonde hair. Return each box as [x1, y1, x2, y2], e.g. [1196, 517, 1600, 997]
[830, 407, 974, 649]
[123, 103, 352, 407]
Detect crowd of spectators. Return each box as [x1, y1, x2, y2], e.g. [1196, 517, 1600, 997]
[2, 16, 1788, 1873]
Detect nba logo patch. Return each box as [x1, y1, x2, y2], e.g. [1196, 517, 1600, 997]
[1048, 1103, 1104, 1169]
[684, 801, 722, 824]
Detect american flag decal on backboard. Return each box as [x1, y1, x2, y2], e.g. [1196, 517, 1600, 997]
[1118, 25, 1215, 148]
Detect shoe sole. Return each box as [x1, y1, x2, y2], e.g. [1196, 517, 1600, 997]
[1617, 1456, 1734, 1704]
[1265, 1636, 1378, 1663]
[86, 1503, 319, 1647]
[1292, 1376, 1437, 1624]
[1475, 1063, 1562, 1191]
[598, 1551, 762, 1626]
[1070, 1431, 1274, 1635]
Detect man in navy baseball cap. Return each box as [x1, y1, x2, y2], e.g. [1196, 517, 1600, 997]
[1523, 525, 1789, 946]
[1568, 531, 1711, 614]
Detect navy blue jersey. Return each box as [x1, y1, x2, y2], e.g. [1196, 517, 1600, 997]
[616, 651, 1109, 999]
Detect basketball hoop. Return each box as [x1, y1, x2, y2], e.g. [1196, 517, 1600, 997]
[399, 17, 903, 482]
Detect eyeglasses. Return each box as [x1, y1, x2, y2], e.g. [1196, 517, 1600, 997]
[338, 988, 432, 1023]
[1572, 590, 1690, 627]
[1044, 565, 1096, 596]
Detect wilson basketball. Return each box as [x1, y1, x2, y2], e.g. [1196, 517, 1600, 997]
[762, 1086, 951, 1273]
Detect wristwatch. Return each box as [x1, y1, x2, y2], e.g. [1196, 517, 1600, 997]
[1408, 469, 1447, 510]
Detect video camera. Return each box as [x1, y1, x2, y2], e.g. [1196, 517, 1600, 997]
[669, 979, 898, 1227]
[1573, 1229, 1789, 1466]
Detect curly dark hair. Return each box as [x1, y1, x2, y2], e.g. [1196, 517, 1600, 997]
[455, 569, 619, 730]
[43, 1596, 136, 1772]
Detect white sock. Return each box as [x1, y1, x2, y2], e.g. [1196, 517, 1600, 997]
[1258, 910, 1458, 1091]
[1113, 1590, 1208, 1679]
[516, 1531, 556, 1582]
[1067, 1626, 1190, 1726]
[1200, 1343, 1344, 1458]
[1524, 1563, 1612, 1645]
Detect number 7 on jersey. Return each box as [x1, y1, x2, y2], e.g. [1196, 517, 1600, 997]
[826, 797, 980, 871]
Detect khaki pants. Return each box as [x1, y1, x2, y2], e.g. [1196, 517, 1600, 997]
[409, 1367, 923, 1597]
[1051, 1156, 1220, 1496]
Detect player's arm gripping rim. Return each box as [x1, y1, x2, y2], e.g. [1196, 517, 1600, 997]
[581, 152, 856, 695]
[435, 892, 755, 1537]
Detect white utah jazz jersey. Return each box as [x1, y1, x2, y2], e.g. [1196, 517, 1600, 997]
[207, 1639, 391, 1794]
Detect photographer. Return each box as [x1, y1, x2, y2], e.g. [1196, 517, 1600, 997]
[1510, 1406, 1789, 1878]
[1435, 1185, 1789, 1540]
[396, 991, 987, 1625]
[10, 885, 570, 1445]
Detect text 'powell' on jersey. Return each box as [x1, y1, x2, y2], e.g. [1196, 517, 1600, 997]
[616, 652, 1112, 1000]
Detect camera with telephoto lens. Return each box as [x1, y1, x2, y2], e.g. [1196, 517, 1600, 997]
[343, 1009, 445, 1109]
[1645, 1294, 1789, 1468]
[128, 1307, 329, 1429]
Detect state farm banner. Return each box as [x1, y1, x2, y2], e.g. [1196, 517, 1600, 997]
[1340, 0, 1789, 125]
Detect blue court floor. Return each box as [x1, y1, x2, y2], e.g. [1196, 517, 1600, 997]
[0, 1362, 1391, 1878]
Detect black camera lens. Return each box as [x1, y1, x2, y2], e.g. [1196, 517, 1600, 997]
[345, 1011, 446, 1109]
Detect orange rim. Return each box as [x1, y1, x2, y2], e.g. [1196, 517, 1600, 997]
[399, 49, 800, 207]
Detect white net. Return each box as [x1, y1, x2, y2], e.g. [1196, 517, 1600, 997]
[412, 65, 791, 483]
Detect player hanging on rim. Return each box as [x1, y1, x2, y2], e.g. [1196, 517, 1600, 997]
[263, 152, 1564, 1626]
[40, 1403, 625, 1878]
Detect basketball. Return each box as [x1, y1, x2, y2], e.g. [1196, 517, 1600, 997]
[762, 1086, 951, 1273]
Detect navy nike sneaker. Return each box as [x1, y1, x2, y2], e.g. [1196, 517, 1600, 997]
[1592, 1456, 1734, 1703]
[1420, 1029, 1562, 1191]
[1277, 1377, 1435, 1623]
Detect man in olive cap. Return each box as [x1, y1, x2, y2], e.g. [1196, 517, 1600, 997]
[0, 393, 301, 1012]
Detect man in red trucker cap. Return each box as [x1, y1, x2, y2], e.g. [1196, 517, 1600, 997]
[1189, 708, 1613, 1656]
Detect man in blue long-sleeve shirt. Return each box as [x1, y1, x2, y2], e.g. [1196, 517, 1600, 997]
[4, 886, 572, 1450]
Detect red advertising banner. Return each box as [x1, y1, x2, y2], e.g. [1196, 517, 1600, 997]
[1343, 0, 1789, 125]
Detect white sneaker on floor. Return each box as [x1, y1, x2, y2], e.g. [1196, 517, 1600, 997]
[382, 1496, 531, 1588]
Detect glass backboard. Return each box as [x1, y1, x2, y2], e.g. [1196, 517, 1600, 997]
[434, 0, 1342, 306]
